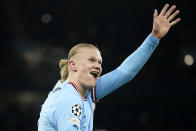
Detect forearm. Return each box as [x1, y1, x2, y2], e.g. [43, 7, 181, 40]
[96, 34, 160, 99]
[117, 34, 160, 77]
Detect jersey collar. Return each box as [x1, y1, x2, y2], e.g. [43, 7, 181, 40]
[68, 82, 87, 101]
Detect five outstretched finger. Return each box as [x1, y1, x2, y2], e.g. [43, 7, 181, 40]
[160, 3, 169, 16]
[168, 10, 180, 22]
[170, 18, 181, 27]
[154, 9, 158, 20]
[164, 5, 176, 17]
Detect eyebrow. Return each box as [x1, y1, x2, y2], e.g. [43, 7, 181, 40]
[88, 56, 102, 64]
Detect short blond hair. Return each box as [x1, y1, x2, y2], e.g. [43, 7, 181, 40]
[59, 43, 98, 82]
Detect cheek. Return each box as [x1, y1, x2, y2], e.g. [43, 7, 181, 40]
[100, 68, 102, 75]
[78, 63, 91, 73]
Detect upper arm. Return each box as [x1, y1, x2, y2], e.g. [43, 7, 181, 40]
[96, 68, 129, 99]
[55, 92, 83, 131]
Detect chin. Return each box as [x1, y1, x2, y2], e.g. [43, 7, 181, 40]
[80, 82, 93, 91]
[86, 82, 96, 90]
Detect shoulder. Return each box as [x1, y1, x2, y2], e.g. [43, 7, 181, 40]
[54, 83, 84, 120]
[54, 83, 82, 108]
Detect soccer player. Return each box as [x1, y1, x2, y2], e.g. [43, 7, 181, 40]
[38, 4, 181, 131]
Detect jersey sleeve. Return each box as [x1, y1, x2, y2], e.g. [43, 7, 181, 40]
[54, 89, 83, 131]
[96, 34, 160, 99]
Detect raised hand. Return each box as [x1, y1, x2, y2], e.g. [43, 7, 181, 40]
[151, 4, 181, 39]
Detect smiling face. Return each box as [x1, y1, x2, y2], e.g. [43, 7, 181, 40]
[69, 47, 102, 90]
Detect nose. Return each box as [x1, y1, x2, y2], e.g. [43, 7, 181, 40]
[94, 63, 102, 72]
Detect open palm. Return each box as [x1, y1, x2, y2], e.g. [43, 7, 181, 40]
[152, 4, 181, 39]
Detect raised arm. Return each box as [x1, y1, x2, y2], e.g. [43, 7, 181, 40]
[95, 4, 181, 100]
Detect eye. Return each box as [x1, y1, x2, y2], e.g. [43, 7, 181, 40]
[98, 60, 102, 65]
[88, 57, 102, 65]
[88, 58, 96, 62]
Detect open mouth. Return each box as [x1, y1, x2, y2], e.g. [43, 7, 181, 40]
[90, 71, 99, 79]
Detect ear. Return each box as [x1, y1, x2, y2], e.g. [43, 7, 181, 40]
[68, 61, 77, 72]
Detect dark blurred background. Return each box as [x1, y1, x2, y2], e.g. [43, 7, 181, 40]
[0, 0, 196, 131]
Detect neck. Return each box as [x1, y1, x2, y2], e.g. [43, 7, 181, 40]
[67, 78, 87, 97]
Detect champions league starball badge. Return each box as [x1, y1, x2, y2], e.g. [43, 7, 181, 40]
[71, 104, 82, 117]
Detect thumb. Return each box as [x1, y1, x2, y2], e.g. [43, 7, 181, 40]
[153, 9, 158, 20]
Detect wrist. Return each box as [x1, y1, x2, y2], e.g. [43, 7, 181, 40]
[151, 32, 161, 39]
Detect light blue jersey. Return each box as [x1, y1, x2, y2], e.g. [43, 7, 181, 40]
[38, 34, 160, 131]
[38, 81, 94, 131]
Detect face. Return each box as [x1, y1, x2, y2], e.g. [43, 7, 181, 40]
[71, 47, 102, 90]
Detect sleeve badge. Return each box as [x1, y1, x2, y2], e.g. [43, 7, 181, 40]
[71, 104, 82, 117]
